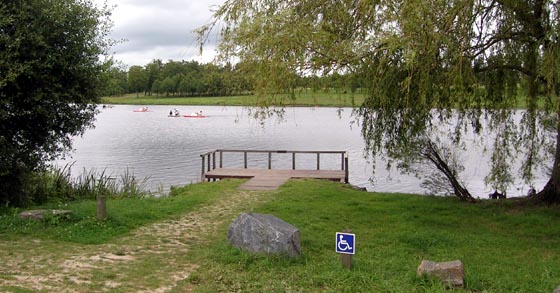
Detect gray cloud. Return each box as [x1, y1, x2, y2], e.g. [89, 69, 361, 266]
[96, 0, 224, 66]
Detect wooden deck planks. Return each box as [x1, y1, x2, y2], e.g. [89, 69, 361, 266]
[204, 168, 346, 190]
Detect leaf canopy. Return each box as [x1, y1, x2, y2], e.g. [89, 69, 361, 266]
[200, 0, 560, 196]
[0, 0, 112, 205]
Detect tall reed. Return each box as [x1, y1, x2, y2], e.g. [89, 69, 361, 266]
[28, 164, 151, 204]
[116, 168, 150, 198]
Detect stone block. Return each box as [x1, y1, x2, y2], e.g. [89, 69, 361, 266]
[417, 259, 464, 288]
[227, 213, 301, 257]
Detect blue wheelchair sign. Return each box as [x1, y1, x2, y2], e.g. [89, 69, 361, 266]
[336, 232, 355, 254]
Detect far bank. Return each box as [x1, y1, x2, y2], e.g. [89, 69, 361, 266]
[101, 92, 366, 107]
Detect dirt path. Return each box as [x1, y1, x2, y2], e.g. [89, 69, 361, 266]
[0, 189, 266, 292]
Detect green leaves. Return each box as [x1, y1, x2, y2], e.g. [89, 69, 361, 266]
[203, 0, 560, 200]
[0, 0, 113, 206]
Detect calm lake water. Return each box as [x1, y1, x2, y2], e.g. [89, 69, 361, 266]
[57, 105, 548, 198]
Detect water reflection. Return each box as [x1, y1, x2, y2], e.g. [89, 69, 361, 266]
[57, 105, 547, 198]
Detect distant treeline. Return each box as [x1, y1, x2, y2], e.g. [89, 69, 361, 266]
[99, 59, 367, 97]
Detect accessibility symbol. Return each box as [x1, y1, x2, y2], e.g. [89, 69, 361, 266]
[336, 232, 355, 255]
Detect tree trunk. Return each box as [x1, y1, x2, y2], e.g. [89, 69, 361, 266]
[523, 2, 560, 204]
[422, 140, 476, 202]
[532, 114, 560, 204]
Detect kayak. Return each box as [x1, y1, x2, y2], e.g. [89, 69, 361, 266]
[183, 115, 208, 118]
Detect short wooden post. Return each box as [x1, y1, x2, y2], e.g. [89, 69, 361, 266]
[268, 152, 272, 169]
[341, 153, 345, 170]
[342, 253, 353, 269]
[244, 152, 248, 168]
[341, 229, 353, 269]
[317, 153, 320, 170]
[96, 195, 107, 221]
[219, 151, 223, 168]
[207, 155, 211, 172]
[292, 152, 296, 170]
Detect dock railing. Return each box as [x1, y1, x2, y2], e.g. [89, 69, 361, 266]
[200, 149, 349, 183]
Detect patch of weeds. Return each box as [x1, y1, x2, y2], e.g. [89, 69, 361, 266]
[103, 273, 118, 280]
[413, 275, 450, 292]
[0, 274, 17, 281]
[187, 273, 201, 285]
[0, 286, 34, 293]
[114, 250, 126, 256]
[42, 211, 74, 226]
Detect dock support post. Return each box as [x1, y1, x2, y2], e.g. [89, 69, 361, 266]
[212, 152, 216, 170]
[268, 152, 272, 169]
[211, 152, 216, 181]
[219, 151, 223, 168]
[244, 152, 248, 168]
[292, 152, 296, 170]
[201, 156, 205, 182]
[317, 153, 320, 170]
[345, 154, 349, 183]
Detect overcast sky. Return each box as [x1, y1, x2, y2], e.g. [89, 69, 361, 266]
[94, 0, 226, 67]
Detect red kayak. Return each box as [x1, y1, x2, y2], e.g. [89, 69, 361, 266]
[183, 115, 208, 118]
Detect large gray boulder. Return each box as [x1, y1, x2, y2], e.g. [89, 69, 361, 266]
[227, 213, 301, 257]
[417, 259, 464, 288]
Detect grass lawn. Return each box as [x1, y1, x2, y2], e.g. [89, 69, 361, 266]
[101, 91, 366, 107]
[102, 91, 550, 110]
[180, 180, 560, 292]
[1, 180, 558, 292]
[0, 182, 228, 244]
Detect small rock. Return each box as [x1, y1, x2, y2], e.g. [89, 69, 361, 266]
[19, 210, 73, 221]
[227, 213, 301, 257]
[417, 259, 464, 288]
[348, 184, 367, 192]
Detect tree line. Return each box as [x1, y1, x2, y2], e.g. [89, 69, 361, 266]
[100, 59, 368, 98]
[100, 60, 249, 97]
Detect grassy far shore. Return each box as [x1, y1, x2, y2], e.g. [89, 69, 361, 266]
[101, 91, 366, 108]
[1, 179, 559, 292]
[102, 91, 545, 109]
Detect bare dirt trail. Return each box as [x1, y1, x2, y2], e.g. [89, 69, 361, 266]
[0, 189, 266, 292]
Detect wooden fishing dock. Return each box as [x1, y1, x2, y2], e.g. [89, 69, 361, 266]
[200, 150, 349, 191]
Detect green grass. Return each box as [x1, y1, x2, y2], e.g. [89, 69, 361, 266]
[102, 91, 551, 110]
[0, 181, 233, 244]
[182, 180, 560, 292]
[101, 91, 366, 107]
[1, 179, 558, 291]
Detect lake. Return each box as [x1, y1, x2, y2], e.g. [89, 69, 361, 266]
[57, 105, 548, 198]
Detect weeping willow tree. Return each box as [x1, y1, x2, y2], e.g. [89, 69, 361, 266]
[198, 0, 560, 203]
